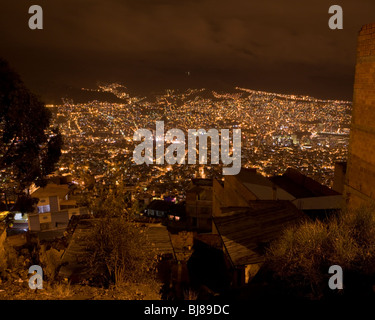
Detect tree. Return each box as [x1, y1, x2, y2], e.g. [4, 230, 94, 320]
[0, 58, 62, 211]
[85, 183, 129, 218]
[130, 199, 142, 216]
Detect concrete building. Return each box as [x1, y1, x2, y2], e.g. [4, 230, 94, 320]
[28, 183, 88, 232]
[345, 23, 375, 208]
[333, 161, 347, 194]
[185, 179, 213, 232]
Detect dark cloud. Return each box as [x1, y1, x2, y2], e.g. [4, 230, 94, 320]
[1, 0, 374, 101]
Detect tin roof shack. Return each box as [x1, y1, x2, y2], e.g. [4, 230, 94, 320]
[213, 168, 342, 221]
[213, 168, 295, 217]
[185, 179, 213, 233]
[269, 168, 343, 220]
[145, 200, 186, 227]
[146, 200, 172, 219]
[28, 183, 89, 237]
[212, 201, 306, 288]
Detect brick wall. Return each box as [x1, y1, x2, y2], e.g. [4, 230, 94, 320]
[0, 227, 7, 268]
[345, 23, 375, 207]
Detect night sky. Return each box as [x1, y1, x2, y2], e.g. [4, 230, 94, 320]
[1, 0, 375, 101]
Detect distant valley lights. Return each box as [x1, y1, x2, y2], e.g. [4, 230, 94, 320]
[132, 121, 241, 175]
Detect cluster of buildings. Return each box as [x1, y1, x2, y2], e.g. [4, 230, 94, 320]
[0, 161, 344, 297]
[139, 166, 344, 294]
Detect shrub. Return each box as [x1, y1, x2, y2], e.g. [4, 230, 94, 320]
[39, 244, 63, 281]
[265, 204, 375, 299]
[84, 217, 158, 287]
[45, 281, 73, 299]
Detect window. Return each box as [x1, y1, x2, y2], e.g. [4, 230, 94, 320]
[40, 222, 50, 231]
[192, 217, 197, 227]
[156, 211, 164, 217]
[38, 205, 50, 213]
[199, 207, 211, 216]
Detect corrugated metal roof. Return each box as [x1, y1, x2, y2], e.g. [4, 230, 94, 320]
[147, 200, 172, 211]
[269, 168, 340, 198]
[31, 183, 70, 199]
[242, 183, 295, 200]
[213, 201, 306, 266]
[144, 223, 175, 256]
[236, 168, 270, 186]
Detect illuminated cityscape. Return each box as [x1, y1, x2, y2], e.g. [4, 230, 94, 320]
[2, 0, 375, 309]
[53, 84, 351, 200]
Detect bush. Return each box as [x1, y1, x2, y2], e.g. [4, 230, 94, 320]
[39, 244, 63, 281]
[84, 217, 158, 287]
[265, 204, 375, 299]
